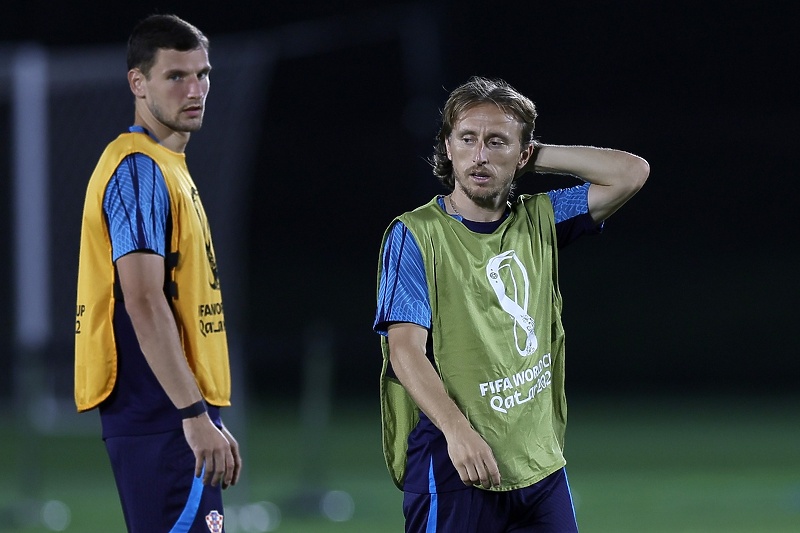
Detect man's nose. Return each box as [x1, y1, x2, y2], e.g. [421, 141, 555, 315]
[187, 77, 206, 98]
[473, 142, 488, 164]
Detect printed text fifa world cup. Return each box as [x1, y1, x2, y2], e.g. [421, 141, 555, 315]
[478, 353, 552, 414]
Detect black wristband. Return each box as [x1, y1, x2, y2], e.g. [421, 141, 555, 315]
[178, 400, 207, 419]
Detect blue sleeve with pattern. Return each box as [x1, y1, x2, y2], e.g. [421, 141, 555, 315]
[103, 153, 169, 262]
[547, 182, 591, 223]
[547, 182, 602, 247]
[374, 221, 431, 335]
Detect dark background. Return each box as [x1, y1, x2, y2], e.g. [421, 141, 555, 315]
[2, 0, 797, 403]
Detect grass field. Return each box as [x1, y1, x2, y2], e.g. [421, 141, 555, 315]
[1, 394, 798, 532]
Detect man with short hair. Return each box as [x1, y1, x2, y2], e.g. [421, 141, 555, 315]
[75, 14, 241, 532]
[375, 76, 649, 532]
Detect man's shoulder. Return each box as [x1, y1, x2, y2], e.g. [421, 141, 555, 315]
[513, 192, 556, 215]
[102, 131, 151, 153]
[399, 197, 443, 223]
[100, 131, 181, 169]
[94, 133, 156, 174]
[516, 191, 553, 205]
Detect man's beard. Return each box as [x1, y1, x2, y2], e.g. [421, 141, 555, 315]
[454, 171, 514, 209]
[151, 103, 203, 133]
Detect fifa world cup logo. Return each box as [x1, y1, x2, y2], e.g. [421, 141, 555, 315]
[486, 250, 538, 356]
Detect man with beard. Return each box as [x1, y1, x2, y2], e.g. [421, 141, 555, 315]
[374, 76, 648, 532]
[75, 14, 241, 532]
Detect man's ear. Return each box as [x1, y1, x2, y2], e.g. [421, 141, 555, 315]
[128, 68, 146, 98]
[444, 137, 452, 160]
[517, 142, 535, 169]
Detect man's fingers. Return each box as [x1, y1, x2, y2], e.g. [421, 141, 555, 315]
[195, 455, 205, 480]
[476, 463, 493, 488]
[459, 463, 482, 487]
[480, 470, 501, 488]
[456, 464, 473, 486]
[489, 466, 501, 487]
[202, 453, 215, 485]
[467, 457, 501, 489]
[213, 450, 229, 486]
[486, 457, 501, 488]
[204, 449, 237, 488]
[223, 453, 240, 489]
[185, 420, 240, 487]
[230, 453, 242, 487]
[228, 429, 242, 487]
[230, 441, 242, 487]
[222, 450, 235, 488]
[453, 444, 501, 488]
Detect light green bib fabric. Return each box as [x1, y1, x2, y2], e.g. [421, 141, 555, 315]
[379, 194, 568, 491]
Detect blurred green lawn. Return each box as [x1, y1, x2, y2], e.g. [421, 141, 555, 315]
[1, 395, 798, 532]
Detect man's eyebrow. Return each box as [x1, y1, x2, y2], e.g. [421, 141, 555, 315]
[163, 67, 188, 77]
[454, 126, 513, 140]
[163, 65, 212, 77]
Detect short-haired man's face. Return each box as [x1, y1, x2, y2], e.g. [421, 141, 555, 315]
[445, 103, 529, 205]
[133, 47, 211, 133]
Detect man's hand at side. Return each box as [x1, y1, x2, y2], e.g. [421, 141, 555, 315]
[442, 417, 501, 488]
[183, 414, 237, 488]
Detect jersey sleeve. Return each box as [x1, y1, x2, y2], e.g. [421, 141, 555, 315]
[103, 153, 170, 262]
[547, 182, 602, 248]
[374, 221, 432, 335]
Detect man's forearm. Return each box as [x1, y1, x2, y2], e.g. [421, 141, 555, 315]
[387, 326, 471, 436]
[532, 144, 649, 221]
[533, 144, 646, 185]
[117, 253, 204, 411]
[124, 292, 204, 410]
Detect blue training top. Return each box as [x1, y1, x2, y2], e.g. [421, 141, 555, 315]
[99, 125, 221, 439]
[374, 185, 600, 493]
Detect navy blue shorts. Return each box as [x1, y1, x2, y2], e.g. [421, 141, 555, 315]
[403, 467, 578, 533]
[105, 429, 226, 533]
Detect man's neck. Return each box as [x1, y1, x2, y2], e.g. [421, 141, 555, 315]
[133, 113, 190, 153]
[450, 191, 509, 222]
